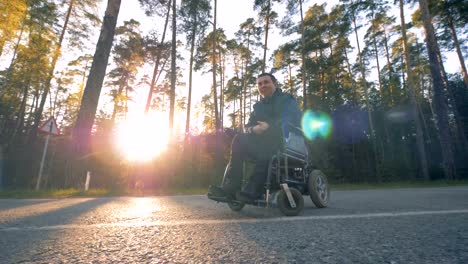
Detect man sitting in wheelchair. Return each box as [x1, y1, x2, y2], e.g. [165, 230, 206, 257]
[208, 72, 302, 202]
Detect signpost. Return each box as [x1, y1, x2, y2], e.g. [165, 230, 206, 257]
[36, 117, 60, 190]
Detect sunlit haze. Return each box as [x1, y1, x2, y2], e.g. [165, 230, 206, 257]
[115, 113, 169, 162]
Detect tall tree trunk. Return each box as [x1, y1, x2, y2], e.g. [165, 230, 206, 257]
[436, 43, 468, 151]
[319, 48, 324, 99]
[446, 8, 468, 89]
[29, 0, 76, 144]
[0, 40, 5, 58]
[10, 83, 29, 146]
[436, 16, 468, 157]
[399, 0, 429, 180]
[111, 76, 127, 123]
[211, 0, 219, 131]
[144, 0, 171, 113]
[169, 0, 177, 136]
[210, 0, 223, 187]
[352, 13, 380, 181]
[299, 0, 306, 110]
[219, 52, 225, 129]
[71, 0, 121, 187]
[343, 48, 357, 101]
[415, 40, 425, 98]
[239, 60, 245, 130]
[401, 56, 406, 90]
[249, 83, 252, 114]
[241, 32, 251, 130]
[261, 0, 271, 73]
[418, 0, 456, 180]
[185, 21, 197, 135]
[372, 35, 383, 97]
[124, 84, 128, 119]
[383, 29, 394, 105]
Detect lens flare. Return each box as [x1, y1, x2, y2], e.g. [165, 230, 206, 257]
[115, 113, 168, 162]
[301, 110, 332, 141]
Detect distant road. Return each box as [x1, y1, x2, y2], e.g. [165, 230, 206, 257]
[1, 186, 467, 263]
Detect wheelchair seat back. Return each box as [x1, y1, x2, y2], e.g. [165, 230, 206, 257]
[282, 126, 308, 161]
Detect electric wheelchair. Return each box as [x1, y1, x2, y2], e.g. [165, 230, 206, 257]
[208, 124, 330, 216]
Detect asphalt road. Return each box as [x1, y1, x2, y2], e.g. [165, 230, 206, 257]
[0, 186, 467, 263]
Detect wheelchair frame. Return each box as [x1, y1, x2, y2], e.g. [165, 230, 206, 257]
[264, 126, 313, 208]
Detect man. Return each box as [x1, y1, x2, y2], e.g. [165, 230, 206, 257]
[209, 72, 302, 201]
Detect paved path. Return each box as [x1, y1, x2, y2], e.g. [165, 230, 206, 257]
[1, 186, 467, 263]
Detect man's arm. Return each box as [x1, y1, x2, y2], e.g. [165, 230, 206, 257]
[245, 119, 269, 135]
[244, 107, 257, 134]
[244, 105, 270, 135]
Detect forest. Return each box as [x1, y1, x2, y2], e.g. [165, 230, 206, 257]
[0, 0, 467, 191]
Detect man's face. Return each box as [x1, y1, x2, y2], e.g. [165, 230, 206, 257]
[257, 75, 276, 97]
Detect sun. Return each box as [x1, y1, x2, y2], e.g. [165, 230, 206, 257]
[115, 113, 169, 162]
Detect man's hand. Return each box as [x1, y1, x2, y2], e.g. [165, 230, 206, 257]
[252, 121, 269, 134]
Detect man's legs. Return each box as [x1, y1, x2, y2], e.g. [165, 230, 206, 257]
[244, 159, 269, 194]
[221, 134, 252, 195]
[209, 133, 271, 200]
[240, 159, 269, 199]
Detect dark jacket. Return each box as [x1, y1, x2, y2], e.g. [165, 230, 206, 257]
[245, 88, 302, 157]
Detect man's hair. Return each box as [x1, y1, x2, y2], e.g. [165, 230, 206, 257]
[257, 72, 277, 84]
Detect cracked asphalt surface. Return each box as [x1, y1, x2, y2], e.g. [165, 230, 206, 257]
[1, 186, 467, 263]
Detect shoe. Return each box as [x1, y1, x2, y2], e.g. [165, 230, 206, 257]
[208, 185, 237, 198]
[208, 185, 226, 197]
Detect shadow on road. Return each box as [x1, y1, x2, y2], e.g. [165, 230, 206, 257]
[0, 198, 57, 211]
[0, 198, 113, 263]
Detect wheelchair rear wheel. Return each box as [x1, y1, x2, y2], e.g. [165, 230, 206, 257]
[228, 200, 245, 211]
[308, 170, 330, 208]
[277, 187, 304, 216]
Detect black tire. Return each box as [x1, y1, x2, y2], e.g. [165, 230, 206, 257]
[277, 188, 304, 216]
[228, 200, 245, 211]
[308, 170, 330, 208]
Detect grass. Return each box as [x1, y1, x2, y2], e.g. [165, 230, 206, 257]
[0, 180, 467, 198]
[0, 187, 209, 199]
[0, 188, 117, 199]
[330, 179, 468, 190]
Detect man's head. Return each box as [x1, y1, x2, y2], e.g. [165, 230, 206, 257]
[257, 72, 277, 97]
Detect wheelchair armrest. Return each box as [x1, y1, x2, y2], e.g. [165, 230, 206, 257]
[283, 123, 305, 142]
[286, 123, 304, 136]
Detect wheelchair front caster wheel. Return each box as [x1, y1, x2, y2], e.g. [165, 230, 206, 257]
[308, 169, 330, 208]
[228, 200, 245, 211]
[277, 187, 304, 216]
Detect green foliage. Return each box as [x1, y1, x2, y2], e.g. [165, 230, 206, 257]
[65, 0, 102, 50]
[0, 0, 27, 55]
[106, 19, 145, 122]
[179, 0, 211, 46]
[194, 29, 227, 72]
